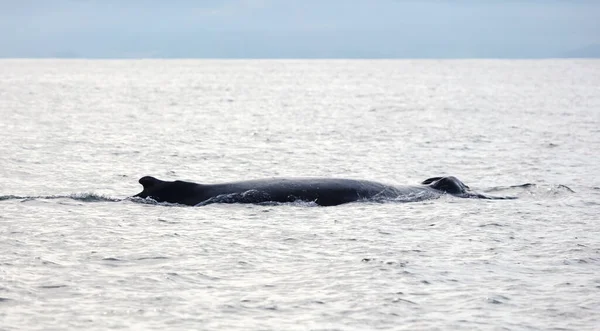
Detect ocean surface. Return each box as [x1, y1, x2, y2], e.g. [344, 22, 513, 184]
[1, 59, 599, 330]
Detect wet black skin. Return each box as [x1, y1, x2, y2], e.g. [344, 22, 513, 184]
[133, 176, 505, 206]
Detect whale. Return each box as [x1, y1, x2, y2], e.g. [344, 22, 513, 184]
[132, 176, 512, 206]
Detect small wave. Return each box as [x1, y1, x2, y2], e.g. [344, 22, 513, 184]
[391, 297, 417, 305]
[563, 257, 600, 265]
[201, 198, 320, 207]
[136, 256, 169, 261]
[486, 295, 510, 304]
[102, 257, 122, 261]
[256, 201, 319, 207]
[39, 285, 68, 289]
[102, 256, 169, 262]
[195, 190, 274, 206]
[192, 190, 322, 207]
[387, 190, 440, 203]
[555, 184, 575, 193]
[129, 196, 163, 205]
[484, 183, 536, 193]
[478, 223, 505, 227]
[129, 197, 197, 207]
[67, 193, 121, 202]
[532, 184, 575, 195]
[158, 218, 180, 224]
[268, 200, 319, 207]
[483, 183, 575, 198]
[0, 195, 27, 201]
[1, 193, 121, 203]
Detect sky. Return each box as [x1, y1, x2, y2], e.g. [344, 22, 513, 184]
[1, 0, 599, 58]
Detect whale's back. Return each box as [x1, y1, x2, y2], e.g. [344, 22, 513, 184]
[205, 177, 394, 206]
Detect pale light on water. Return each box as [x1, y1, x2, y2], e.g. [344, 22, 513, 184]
[1, 60, 599, 330]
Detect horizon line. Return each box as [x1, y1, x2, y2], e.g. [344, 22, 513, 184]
[1, 57, 598, 60]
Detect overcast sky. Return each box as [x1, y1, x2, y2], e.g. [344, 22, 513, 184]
[1, 0, 599, 58]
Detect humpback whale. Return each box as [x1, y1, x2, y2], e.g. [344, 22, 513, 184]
[133, 176, 511, 206]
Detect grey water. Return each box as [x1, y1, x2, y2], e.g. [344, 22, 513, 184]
[1, 59, 599, 330]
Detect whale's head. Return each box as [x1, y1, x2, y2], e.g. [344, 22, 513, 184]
[133, 176, 199, 204]
[421, 176, 515, 199]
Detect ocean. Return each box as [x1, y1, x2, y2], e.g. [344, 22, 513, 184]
[1, 59, 599, 330]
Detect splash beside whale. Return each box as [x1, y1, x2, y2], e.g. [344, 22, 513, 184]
[132, 176, 514, 206]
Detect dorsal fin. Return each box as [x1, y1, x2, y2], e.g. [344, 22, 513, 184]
[139, 176, 161, 190]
